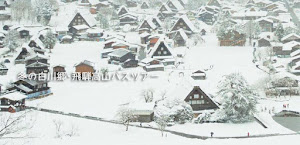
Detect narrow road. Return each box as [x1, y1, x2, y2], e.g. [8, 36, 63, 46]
[26, 106, 299, 140]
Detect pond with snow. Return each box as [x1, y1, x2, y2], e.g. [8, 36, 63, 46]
[273, 116, 300, 132]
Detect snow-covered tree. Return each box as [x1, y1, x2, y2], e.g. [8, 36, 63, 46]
[216, 73, 258, 123]
[186, 0, 206, 10]
[42, 30, 57, 52]
[34, 0, 53, 25]
[284, 27, 300, 36]
[112, 0, 126, 5]
[11, 0, 35, 23]
[97, 13, 110, 29]
[3, 30, 20, 52]
[193, 110, 211, 124]
[236, 20, 261, 45]
[272, 77, 297, 98]
[155, 100, 193, 124]
[166, 100, 193, 124]
[116, 107, 137, 131]
[275, 23, 285, 42]
[155, 114, 170, 137]
[141, 88, 154, 103]
[216, 18, 234, 40]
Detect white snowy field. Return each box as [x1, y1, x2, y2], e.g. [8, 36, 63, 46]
[0, 110, 299, 145]
[26, 33, 268, 120]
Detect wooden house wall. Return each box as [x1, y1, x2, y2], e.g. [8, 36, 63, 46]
[75, 64, 95, 73]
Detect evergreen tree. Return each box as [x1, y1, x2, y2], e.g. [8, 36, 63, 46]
[43, 30, 57, 53]
[4, 30, 20, 52]
[275, 23, 284, 42]
[35, 0, 53, 25]
[216, 73, 257, 123]
[97, 13, 109, 29]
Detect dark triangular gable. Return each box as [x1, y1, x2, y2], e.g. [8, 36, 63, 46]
[140, 20, 151, 29]
[159, 5, 169, 12]
[141, 2, 149, 9]
[171, 18, 192, 32]
[16, 48, 29, 60]
[184, 86, 219, 110]
[152, 42, 172, 57]
[174, 31, 185, 41]
[68, 13, 90, 27]
[167, 1, 176, 10]
[152, 18, 161, 28]
[118, 7, 128, 16]
[208, 0, 221, 7]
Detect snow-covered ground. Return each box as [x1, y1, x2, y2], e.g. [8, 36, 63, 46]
[25, 33, 268, 119]
[0, 110, 299, 145]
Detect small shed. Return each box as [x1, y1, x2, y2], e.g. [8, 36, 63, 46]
[191, 70, 206, 80]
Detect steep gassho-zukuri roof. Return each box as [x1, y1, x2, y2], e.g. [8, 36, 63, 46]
[148, 38, 174, 58]
[171, 15, 197, 33]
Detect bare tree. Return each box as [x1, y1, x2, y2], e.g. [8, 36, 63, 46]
[0, 110, 34, 139]
[155, 114, 170, 137]
[116, 107, 137, 131]
[66, 124, 79, 137]
[53, 119, 64, 138]
[141, 88, 154, 103]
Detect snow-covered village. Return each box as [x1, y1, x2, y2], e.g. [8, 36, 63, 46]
[0, 0, 299, 144]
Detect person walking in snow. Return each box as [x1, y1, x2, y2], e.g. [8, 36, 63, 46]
[210, 132, 214, 138]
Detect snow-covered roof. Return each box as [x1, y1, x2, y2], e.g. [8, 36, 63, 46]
[117, 5, 128, 15]
[272, 71, 299, 81]
[72, 24, 90, 30]
[61, 35, 72, 40]
[160, 3, 172, 12]
[148, 38, 174, 59]
[168, 0, 184, 11]
[119, 12, 137, 18]
[282, 41, 300, 51]
[255, 17, 273, 23]
[138, 19, 156, 30]
[290, 49, 300, 57]
[139, 32, 150, 38]
[172, 15, 197, 33]
[29, 35, 45, 49]
[88, 0, 100, 5]
[25, 53, 49, 61]
[176, 29, 188, 41]
[26, 61, 50, 68]
[15, 84, 33, 93]
[56, 26, 69, 32]
[232, 8, 267, 18]
[108, 48, 131, 57]
[281, 33, 300, 42]
[87, 28, 104, 33]
[76, 12, 97, 27]
[0, 91, 27, 101]
[75, 60, 95, 68]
